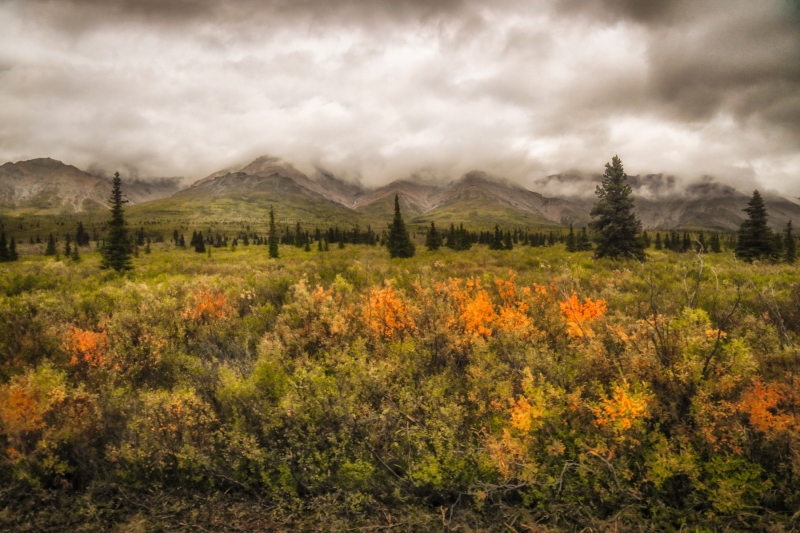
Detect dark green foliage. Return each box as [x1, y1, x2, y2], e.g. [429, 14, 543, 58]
[445, 223, 471, 251]
[565, 224, 576, 252]
[710, 232, 722, 253]
[64, 235, 72, 257]
[386, 194, 415, 258]
[576, 227, 592, 251]
[786, 221, 796, 264]
[736, 190, 774, 262]
[425, 222, 442, 251]
[45, 234, 56, 256]
[655, 232, 663, 250]
[503, 230, 513, 250]
[489, 225, 504, 250]
[75, 222, 90, 247]
[8, 237, 18, 262]
[100, 173, 133, 272]
[0, 233, 8, 262]
[191, 231, 206, 253]
[589, 156, 645, 260]
[268, 206, 279, 259]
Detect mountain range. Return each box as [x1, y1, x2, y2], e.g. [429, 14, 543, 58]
[0, 158, 181, 214]
[1, 155, 799, 231]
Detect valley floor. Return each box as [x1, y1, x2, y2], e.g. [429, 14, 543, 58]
[1, 243, 800, 531]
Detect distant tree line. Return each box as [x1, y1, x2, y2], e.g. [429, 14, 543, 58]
[0, 164, 797, 266]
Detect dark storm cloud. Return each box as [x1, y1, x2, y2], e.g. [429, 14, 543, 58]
[1, 0, 798, 196]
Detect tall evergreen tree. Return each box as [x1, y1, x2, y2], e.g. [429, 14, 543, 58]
[0, 232, 8, 262]
[654, 233, 663, 250]
[100, 172, 133, 271]
[425, 222, 442, 251]
[565, 224, 577, 252]
[8, 237, 18, 261]
[387, 194, 415, 258]
[268, 206, 279, 259]
[75, 221, 90, 247]
[736, 190, 773, 262]
[785, 221, 796, 264]
[45, 234, 56, 256]
[589, 156, 645, 260]
[489, 225, 504, 250]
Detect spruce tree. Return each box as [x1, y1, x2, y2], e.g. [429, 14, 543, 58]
[8, 237, 18, 261]
[100, 172, 133, 271]
[0, 232, 8, 262]
[589, 156, 645, 260]
[655, 233, 663, 250]
[387, 194, 415, 258]
[425, 222, 442, 251]
[785, 221, 796, 264]
[64, 234, 72, 257]
[565, 224, 577, 252]
[490, 225, 504, 250]
[504, 231, 513, 250]
[736, 190, 773, 262]
[45, 234, 56, 255]
[268, 206, 279, 259]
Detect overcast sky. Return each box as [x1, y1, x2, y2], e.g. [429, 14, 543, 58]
[0, 0, 798, 196]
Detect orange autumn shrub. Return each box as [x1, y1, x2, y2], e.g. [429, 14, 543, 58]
[362, 282, 415, 340]
[560, 292, 607, 339]
[183, 288, 233, 323]
[591, 382, 650, 437]
[739, 377, 794, 435]
[66, 326, 109, 368]
[0, 365, 98, 483]
[273, 277, 353, 356]
[494, 274, 535, 336]
[483, 370, 569, 484]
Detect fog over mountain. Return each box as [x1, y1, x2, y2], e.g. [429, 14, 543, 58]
[0, 0, 798, 195]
